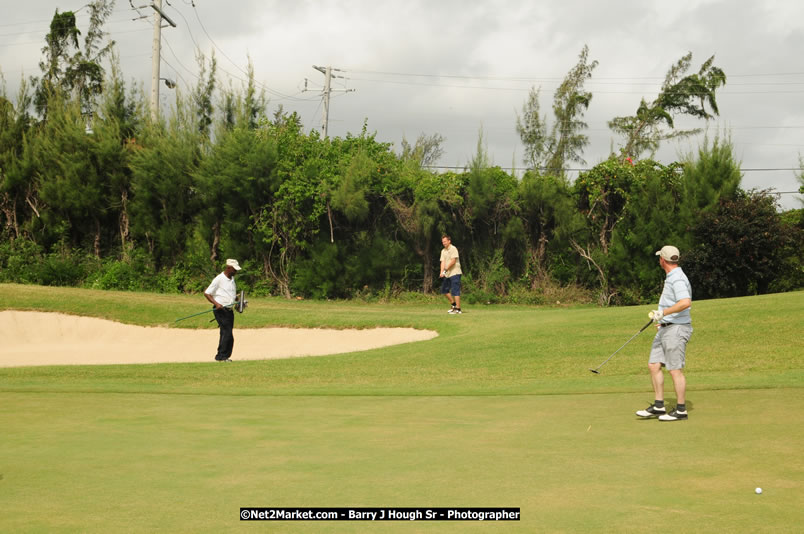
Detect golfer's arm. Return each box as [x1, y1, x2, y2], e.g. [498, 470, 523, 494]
[663, 298, 691, 316]
[204, 292, 221, 308]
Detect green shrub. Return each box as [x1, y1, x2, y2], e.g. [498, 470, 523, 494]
[291, 242, 345, 299]
[89, 259, 146, 291]
[463, 250, 511, 304]
[0, 239, 89, 286]
[612, 285, 654, 306]
[0, 239, 45, 283]
[684, 191, 802, 299]
[34, 252, 90, 286]
[505, 284, 546, 305]
[291, 235, 416, 299]
[154, 258, 215, 294]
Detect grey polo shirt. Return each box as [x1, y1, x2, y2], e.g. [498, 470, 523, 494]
[658, 266, 692, 324]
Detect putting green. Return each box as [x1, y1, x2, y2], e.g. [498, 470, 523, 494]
[2, 388, 801, 532]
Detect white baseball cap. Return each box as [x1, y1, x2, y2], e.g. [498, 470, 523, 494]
[225, 258, 242, 271]
[655, 246, 680, 262]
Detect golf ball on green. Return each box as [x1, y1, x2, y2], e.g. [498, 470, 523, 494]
[755, 487, 762, 494]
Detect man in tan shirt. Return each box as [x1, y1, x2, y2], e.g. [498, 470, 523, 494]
[439, 235, 463, 314]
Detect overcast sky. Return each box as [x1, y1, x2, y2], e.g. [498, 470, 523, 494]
[1, 0, 802, 209]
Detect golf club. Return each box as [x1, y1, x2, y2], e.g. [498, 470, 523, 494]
[174, 290, 248, 323]
[174, 307, 218, 323]
[589, 318, 654, 374]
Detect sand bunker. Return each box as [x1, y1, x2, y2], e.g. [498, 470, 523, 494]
[0, 311, 438, 367]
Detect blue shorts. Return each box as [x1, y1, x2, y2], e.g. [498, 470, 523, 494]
[441, 275, 461, 296]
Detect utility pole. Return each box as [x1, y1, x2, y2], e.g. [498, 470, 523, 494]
[149, 0, 177, 122]
[310, 65, 354, 137]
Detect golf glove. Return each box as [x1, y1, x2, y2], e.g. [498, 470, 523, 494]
[649, 309, 664, 322]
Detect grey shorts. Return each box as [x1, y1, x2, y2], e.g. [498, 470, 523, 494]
[649, 324, 693, 371]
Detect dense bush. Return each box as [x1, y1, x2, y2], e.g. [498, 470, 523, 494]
[0, 239, 44, 283]
[683, 191, 803, 299]
[0, 239, 89, 286]
[36, 252, 91, 287]
[291, 234, 416, 299]
[461, 251, 512, 304]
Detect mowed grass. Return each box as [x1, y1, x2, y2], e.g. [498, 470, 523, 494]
[1, 284, 803, 532]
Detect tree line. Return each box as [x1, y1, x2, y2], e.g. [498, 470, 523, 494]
[1, 4, 802, 304]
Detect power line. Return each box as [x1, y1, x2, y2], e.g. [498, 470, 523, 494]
[0, 52, 152, 75]
[189, 4, 247, 78]
[740, 168, 803, 171]
[164, 1, 311, 103]
[0, 27, 151, 48]
[161, 34, 200, 82]
[0, 3, 137, 29]
[0, 17, 151, 38]
[344, 68, 804, 95]
[159, 52, 193, 89]
[345, 67, 804, 82]
[346, 76, 804, 95]
[319, 118, 804, 135]
[733, 142, 804, 147]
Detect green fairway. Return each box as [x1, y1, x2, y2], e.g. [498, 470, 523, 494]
[2, 390, 802, 533]
[1, 284, 803, 532]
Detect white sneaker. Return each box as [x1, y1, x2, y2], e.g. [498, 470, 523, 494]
[636, 404, 666, 418]
[659, 410, 688, 421]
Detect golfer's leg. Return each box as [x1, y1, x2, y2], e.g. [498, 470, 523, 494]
[669, 370, 686, 405]
[648, 332, 665, 400]
[649, 363, 664, 401]
[663, 325, 689, 405]
[451, 276, 461, 310]
[222, 311, 234, 359]
[441, 276, 454, 307]
[213, 309, 226, 360]
[217, 329, 227, 360]
[227, 313, 235, 358]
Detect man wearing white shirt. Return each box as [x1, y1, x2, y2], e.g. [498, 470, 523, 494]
[204, 259, 241, 361]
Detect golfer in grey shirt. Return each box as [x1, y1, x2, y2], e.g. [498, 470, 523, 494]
[636, 246, 693, 421]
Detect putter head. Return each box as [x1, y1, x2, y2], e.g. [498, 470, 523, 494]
[235, 291, 248, 313]
[589, 369, 600, 374]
